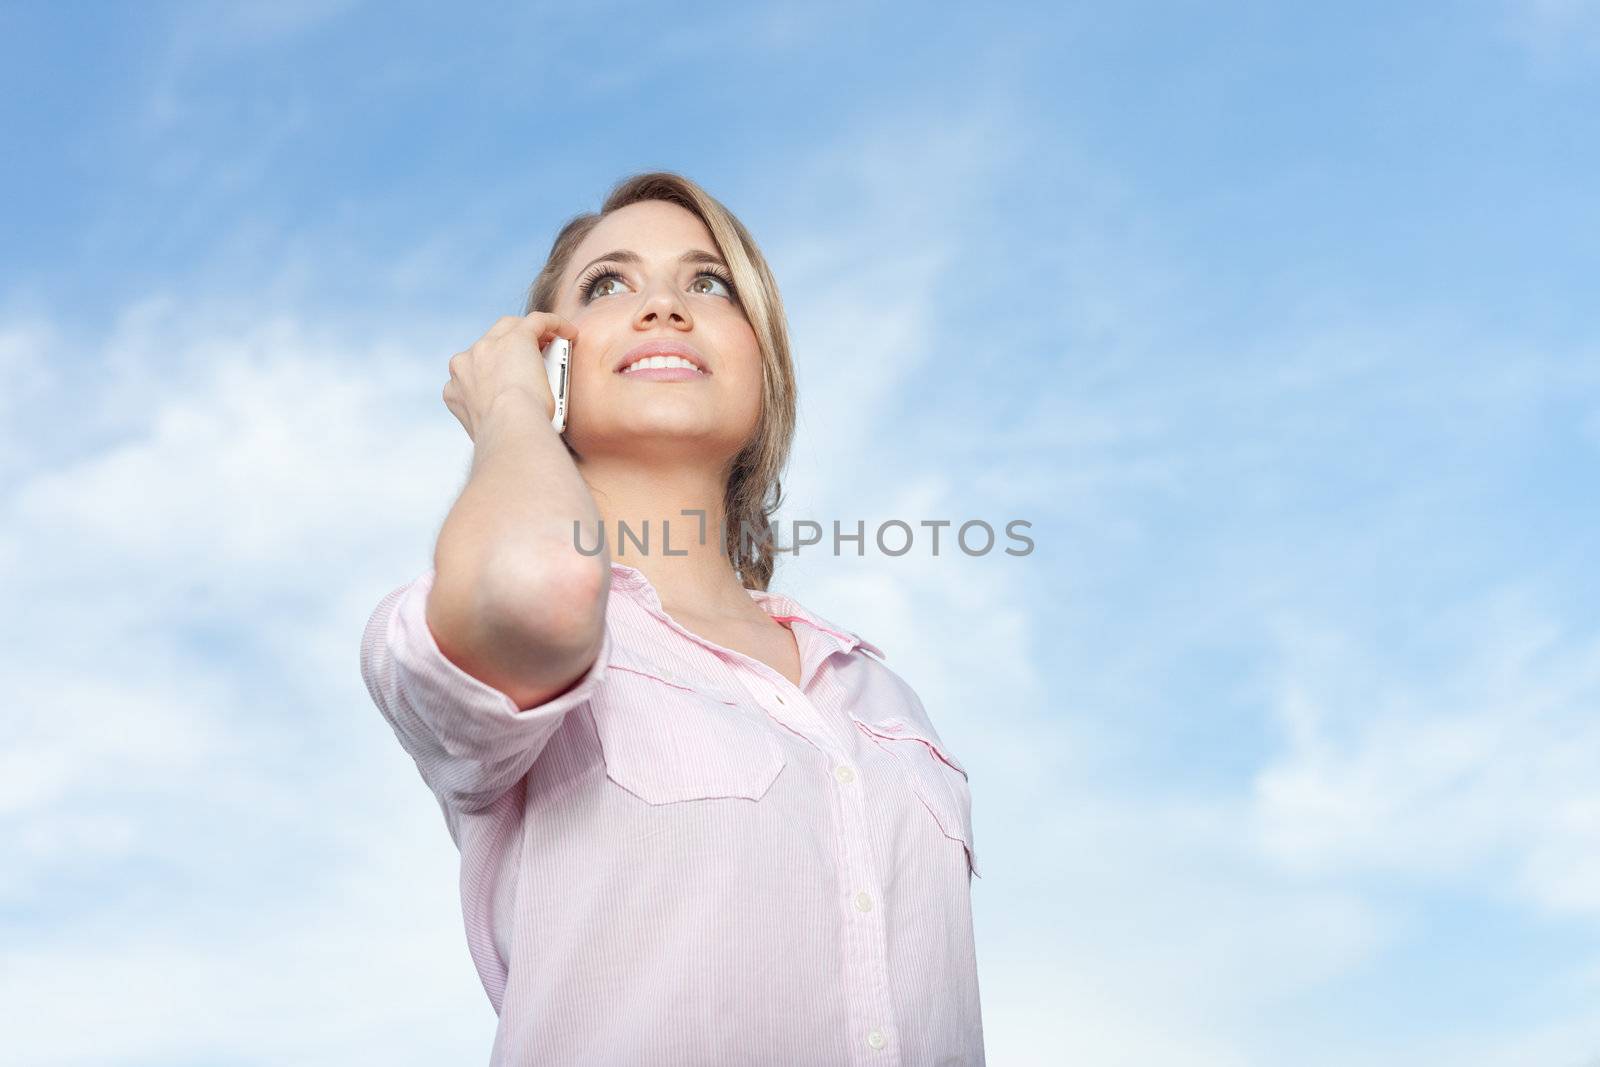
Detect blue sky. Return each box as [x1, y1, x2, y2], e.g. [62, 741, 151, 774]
[3, 2, 1599, 1064]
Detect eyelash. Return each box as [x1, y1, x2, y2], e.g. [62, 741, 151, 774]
[577, 264, 738, 303]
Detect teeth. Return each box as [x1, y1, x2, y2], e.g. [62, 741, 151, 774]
[623, 354, 701, 374]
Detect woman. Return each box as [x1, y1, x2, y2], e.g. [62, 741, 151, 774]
[360, 172, 984, 1065]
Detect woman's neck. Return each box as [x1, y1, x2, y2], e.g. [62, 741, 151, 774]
[578, 456, 757, 620]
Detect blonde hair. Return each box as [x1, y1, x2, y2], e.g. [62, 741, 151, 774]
[524, 171, 798, 592]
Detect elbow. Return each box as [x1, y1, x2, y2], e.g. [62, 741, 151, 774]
[480, 549, 610, 655]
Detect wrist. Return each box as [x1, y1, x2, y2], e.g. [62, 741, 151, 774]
[478, 388, 553, 442]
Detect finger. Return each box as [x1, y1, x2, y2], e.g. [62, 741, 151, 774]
[484, 315, 524, 342]
[516, 311, 578, 343]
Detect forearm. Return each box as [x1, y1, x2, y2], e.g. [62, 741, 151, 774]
[433, 388, 609, 632]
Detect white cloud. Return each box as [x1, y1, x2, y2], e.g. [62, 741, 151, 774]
[1250, 583, 1600, 921]
[0, 296, 501, 1061]
[2, 789, 497, 1066]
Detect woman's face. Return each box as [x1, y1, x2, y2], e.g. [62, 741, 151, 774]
[554, 199, 764, 471]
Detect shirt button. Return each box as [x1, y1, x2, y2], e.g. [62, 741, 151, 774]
[854, 891, 873, 912]
[834, 765, 856, 783]
[866, 1028, 886, 1050]
[774, 693, 784, 704]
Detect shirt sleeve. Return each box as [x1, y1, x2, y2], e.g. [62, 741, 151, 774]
[359, 568, 611, 816]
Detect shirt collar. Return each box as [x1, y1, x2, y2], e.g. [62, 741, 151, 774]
[606, 560, 885, 660]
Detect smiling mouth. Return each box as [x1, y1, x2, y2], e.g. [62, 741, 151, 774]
[618, 355, 709, 376]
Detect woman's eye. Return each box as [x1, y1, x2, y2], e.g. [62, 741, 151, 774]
[591, 275, 624, 299]
[691, 272, 734, 298]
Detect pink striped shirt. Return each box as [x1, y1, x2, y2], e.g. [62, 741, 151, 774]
[359, 559, 984, 1065]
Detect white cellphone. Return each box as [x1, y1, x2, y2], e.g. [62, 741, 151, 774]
[540, 336, 571, 433]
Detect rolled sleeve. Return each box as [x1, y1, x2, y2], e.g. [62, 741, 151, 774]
[360, 569, 611, 815]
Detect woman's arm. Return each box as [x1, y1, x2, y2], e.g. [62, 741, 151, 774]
[431, 378, 609, 712]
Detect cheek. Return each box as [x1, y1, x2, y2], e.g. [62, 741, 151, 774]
[728, 359, 765, 411]
[727, 331, 765, 391]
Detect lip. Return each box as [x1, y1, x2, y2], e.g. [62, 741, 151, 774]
[614, 339, 710, 376]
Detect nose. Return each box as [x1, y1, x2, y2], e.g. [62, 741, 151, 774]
[634, 279, 691, 329]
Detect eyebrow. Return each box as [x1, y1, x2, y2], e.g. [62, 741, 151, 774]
[571, 249, 727, 286]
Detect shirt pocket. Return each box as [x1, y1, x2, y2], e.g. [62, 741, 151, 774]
[590, 653, 786, 806]
[853, 716, 981, 879]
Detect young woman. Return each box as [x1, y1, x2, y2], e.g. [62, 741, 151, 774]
[360, 172, 984, 1065]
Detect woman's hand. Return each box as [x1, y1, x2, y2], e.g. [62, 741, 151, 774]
[443, 312, 579, 442]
